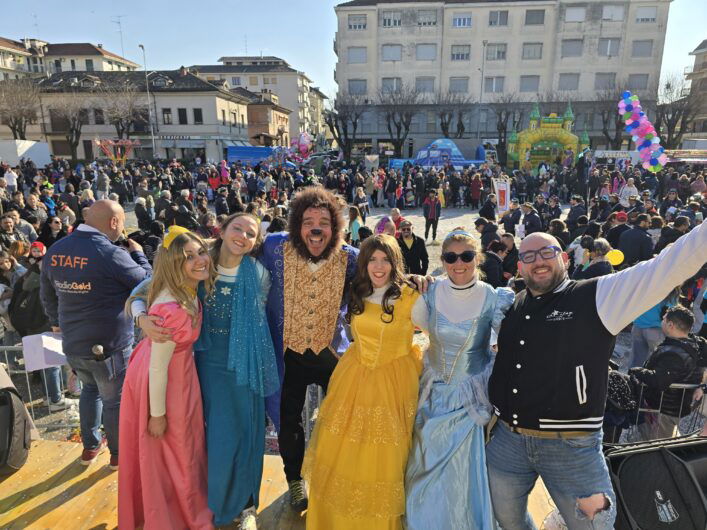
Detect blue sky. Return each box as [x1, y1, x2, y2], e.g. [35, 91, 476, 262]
[5, 0, 706, 98]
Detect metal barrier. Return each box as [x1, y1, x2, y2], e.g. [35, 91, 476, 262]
[1, 344, 79, 429]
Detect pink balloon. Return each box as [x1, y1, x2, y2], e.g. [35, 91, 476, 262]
[619, 109, 626, 115]
[642, 161, 651, 169]
[658, 154, 668, 164]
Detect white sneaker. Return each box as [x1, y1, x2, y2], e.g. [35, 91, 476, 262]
[48, 397, 79, 412]
[239, 506, 257, 530]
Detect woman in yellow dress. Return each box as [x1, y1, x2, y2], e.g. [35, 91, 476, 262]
[302, 234, 422, 530]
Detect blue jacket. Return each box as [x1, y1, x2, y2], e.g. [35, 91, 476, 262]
[40, 227, 151, 358]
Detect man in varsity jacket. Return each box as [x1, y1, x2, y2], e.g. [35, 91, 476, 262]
[486, 221, 707, 529]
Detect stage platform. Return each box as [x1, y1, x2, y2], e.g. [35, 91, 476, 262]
[0, 439, 554, 529]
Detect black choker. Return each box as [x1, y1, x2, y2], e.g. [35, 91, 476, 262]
[450, 282, 476, 291]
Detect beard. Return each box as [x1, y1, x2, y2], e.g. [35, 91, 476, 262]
[522, 267, 567, 295]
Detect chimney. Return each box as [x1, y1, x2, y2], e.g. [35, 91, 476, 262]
[179, 65, 188, 77]
[97, 43, 103, 48]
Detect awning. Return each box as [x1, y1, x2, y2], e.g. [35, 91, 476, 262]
[159, 139, 206, 148]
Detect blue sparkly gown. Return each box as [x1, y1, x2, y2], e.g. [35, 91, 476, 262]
[194, 257, 277, 526]
[405, 280, 514, 530]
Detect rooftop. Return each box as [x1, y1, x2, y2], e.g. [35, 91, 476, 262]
[691, 39, 707, 56]
[337, 0, 541, 5]
[37, 69, 250, 103]
[44, 43, 139, 66]
[232, 87, 293, 114]
[0, 36, 31, 55]
[191, 63, 298, 74]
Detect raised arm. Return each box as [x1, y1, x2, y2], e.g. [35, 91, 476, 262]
[596, 222, 707, 335]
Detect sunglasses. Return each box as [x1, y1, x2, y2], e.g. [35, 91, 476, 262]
[442, 250, 476, 264]
[518, 245, 561, 264]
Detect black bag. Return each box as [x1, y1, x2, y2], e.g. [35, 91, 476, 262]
[605, 437, 707, 529]
[8, 276, 49, 337]
[0, 386, 31, 476]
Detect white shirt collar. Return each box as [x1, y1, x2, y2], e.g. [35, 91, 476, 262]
[76, 224, 103, 234]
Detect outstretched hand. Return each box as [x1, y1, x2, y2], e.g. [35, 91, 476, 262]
[409, 274, 435, 293]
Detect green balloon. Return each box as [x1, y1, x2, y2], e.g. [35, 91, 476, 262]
[631, 95, 639, 101]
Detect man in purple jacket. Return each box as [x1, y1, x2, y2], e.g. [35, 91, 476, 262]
[40, 200, 151, 470]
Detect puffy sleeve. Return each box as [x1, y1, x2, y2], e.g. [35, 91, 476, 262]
[149, 302, 196, 346]
[490, 287, 515, 346]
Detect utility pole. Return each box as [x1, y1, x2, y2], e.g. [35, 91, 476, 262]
[112, 16, 126, 57]
[138, 44, 157, 155]
[478, 40, 488, 140]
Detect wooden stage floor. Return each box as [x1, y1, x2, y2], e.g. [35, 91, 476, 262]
[0, 439, 554, 529]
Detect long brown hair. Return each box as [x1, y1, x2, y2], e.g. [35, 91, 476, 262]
[146, 232, 215, 324]
[210, 212, 263, 266]
[347, 234, 406, 323]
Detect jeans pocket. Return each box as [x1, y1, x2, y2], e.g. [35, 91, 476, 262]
[562, 433, 600, 449]
[95, 355, 117, 381]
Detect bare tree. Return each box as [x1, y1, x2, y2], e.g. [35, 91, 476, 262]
[536, 90, 565, 116]
[98, 78, 148, 140]
[324, 92, 367, 162]
[49, 92, 89, 162]
[432, 90, 474, 139]
[654, 73, 700, 149]
[0, 78, 40, 140]
[490, 93, 523, 165]
[377, 83, 421, 158]
[594, 85, 632, 150]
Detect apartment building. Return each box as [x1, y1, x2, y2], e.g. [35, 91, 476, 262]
[233, 87, 292, 147]
[334, 0, 671, 153]
[0, 68, 250, 162]
[191, 56, 323, 140]
[0, 37, 137, 79]
[685, 39, 707, 138]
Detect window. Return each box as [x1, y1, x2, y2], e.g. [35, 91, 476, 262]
[416, 44, 437, 61]
[53, 59, 62, 72]
[249, 76, 258, 85]
[558, 73, 580, 91]
[94, 108, 105, 124]
[382, 77, 402, 93]
[418, 10, 437, 26]
[85, 59, 94, 71]
[451, 45, 470, 61]
[177, 108, 188, 125]
[479, 109, 489, 129]
[602, 5, 624, 21]
[525, 10, 545, 25]
[561, 39, 583, 57]
[231, 76, 241, 86]
[382, 11, 401, 27]
[221, 109, 226, 126]
[598, 38, 621, 57]
[632, 40, 653, 57]
[415, 77, 435, 93]
[70, 59, 76, 70]
[193, 108, 203, 125]
[348, 47, 367, 64]
[348, 79, 367, 95]
[594, 73, 616, 90]
[484, 76, 505, 93]
[162, 108, 172, 125]
[489, 10, 508, 26]
[635, 6, 657, 23]
[522, 43, 543, 60]
[486, 43, 507, 61]
[382, 44, 402, 61]
[270, 77, 277, 84]
[565, 7, 585, 22]
[449, 77, 469, 93]
[628, 74, 649, 90]
[519, 75, 540, 92]
[348, 14, 367, 30]
[453, 14, 472, 27]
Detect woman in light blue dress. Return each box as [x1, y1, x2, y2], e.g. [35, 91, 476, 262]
[405, 229, 514, 530]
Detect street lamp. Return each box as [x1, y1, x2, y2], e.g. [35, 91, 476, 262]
[138, 44, 157, 156]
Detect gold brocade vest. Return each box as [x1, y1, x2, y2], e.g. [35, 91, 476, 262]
[282, 242, 348, 354]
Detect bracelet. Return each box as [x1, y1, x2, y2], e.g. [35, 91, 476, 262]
[134, 312, 146, 327]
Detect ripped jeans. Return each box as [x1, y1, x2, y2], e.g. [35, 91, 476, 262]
[487, 421, 616, 529]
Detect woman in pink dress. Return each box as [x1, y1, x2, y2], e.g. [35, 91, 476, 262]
[119, 227, 215, 530]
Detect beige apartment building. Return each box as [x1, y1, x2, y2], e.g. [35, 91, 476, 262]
[191, 56, 326, 141]
[233, 87, 292, 146]
[334, 0, 671, 154]
[0, 37, 137, 79]
[685, 38, 707, 139]
[0, 69, 250, 162]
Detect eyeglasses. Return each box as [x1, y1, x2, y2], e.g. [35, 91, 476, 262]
[442, 250, 476, 264]
[518, 245, 562, 264]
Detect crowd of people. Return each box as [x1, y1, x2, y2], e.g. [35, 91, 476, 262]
[1, 152, 707, 529]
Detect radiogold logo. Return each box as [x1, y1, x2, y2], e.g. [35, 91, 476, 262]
[55, 280, 92, 293]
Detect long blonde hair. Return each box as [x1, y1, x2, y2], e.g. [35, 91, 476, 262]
[147, 232, 215, 324]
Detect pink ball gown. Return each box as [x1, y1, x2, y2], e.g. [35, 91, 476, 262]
[118, 301, 213, 529]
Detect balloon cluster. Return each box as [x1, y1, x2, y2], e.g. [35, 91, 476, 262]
[289, 132, 313, 163]
[617, 91, 667, 173]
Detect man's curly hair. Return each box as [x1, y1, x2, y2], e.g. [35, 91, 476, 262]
[288, 187, 346, 262]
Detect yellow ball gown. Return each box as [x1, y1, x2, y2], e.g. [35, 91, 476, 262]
[302, 285, 421, 530]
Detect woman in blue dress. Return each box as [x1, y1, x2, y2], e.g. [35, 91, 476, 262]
[405, 229, 514, 530]
[135, 213, 278, 529]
